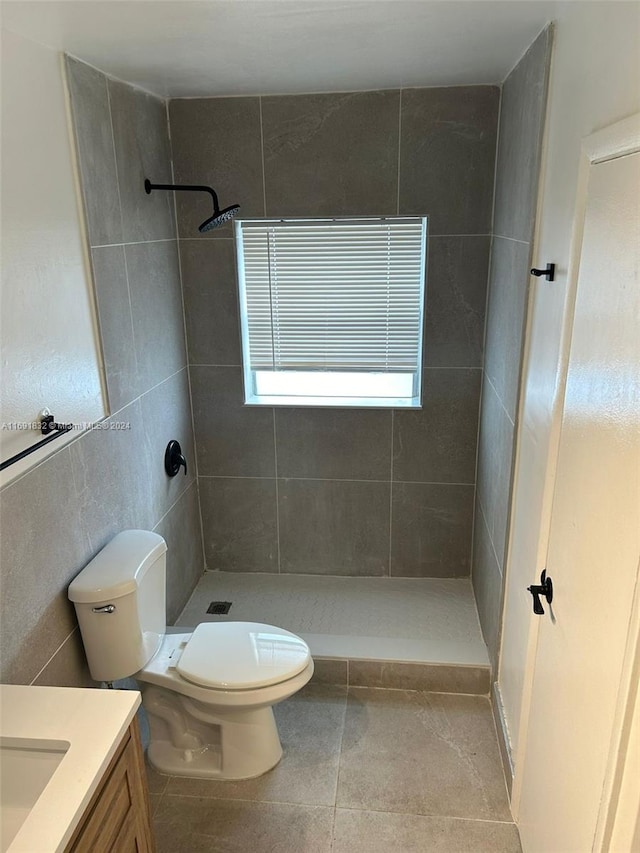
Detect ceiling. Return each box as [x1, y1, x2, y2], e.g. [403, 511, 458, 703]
[1, 0, 559, 97]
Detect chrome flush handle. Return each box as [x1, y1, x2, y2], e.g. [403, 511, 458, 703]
[92, 604, 116, 614]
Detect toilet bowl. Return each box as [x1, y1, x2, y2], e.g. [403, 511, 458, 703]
[137, 623, 314, 779]
[68, 530, 313, 780]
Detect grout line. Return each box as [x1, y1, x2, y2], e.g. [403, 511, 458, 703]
[273, 409, 281, 574]
[177, 235, 235, 241]
[484, 374, 515, 428]
[104, 75, 126, 243]
[29, 627, 79, 685]
[189, 363, 243, 368]
[165, 104, 207, 570]
[489, 682, 515, 805]
[428, 233, 492, 239]
[198, 568, 475, 583]
[91, 238, 177, 249]
[493, 234, 530, 245]
[104, 74, 141, 403]
[478, 499, 504, 576]
[120, 246, 140, 396]
[168, 82, 497, 101]
[333, 683, 349, 817]
[333, 803, 517, 826]
[259, 96, 267, 217]
[489, 83, 502, 236]
[109, 365, 188, 420]
[156, 788, 515, 828]
[196, 475, 476, 486]
[151, 477, 196, 531]
[396, 88, 402, 216]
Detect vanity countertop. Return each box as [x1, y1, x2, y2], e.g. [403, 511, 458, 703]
[1, 684, 140, 853]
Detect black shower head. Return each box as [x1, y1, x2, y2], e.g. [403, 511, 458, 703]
[199, 204, 240, 232]
[144, 179, 240, 233]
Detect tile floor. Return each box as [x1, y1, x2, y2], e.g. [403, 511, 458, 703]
[148, 684, 520, 852]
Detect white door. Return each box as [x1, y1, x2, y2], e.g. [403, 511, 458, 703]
[517, 116, 640, 852]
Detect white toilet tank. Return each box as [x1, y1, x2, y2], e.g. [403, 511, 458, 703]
[68, 530, 167, 683]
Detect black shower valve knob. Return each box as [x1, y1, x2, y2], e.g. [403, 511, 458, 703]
[165, 440, 187, 477]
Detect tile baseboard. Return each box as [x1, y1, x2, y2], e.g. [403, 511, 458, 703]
[491, 680, 514, 797]
[311, 656, 490, 695]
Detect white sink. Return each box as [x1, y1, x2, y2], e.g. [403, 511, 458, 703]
[0, 737, 69, 852]
[0, 685, 139, 852]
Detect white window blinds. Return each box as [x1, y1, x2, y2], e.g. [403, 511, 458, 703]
[235, 216, 427, 408]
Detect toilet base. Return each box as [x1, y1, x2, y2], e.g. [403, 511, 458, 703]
[143, 684, 284, 780]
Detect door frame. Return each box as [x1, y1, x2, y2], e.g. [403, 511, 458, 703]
[510, 112, 640, 848]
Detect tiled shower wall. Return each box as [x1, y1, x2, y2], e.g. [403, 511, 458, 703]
[0, 58, 204, 687]
[169, 87, 499, 577]
[472, 27, 553, 666]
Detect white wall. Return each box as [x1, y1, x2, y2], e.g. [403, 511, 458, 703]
[499, 0, 640, 774]
[0, 29, 106, 486]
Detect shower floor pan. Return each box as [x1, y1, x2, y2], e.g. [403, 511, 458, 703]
[175, 573, 490, 692]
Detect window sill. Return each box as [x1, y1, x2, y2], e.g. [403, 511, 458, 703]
[243, 394, 422, 409]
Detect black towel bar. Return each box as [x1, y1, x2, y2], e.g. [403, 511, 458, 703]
[0, 414, 73, 472]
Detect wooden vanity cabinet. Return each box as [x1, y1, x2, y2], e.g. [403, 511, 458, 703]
[64, 718, 155, 853]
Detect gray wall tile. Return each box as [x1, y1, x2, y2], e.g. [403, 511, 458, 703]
[424, 236, 490, 368]
[275, 408, 391, 480]
[399, 86, 499, 234]
[169, 84, 500, 579]
[262, 90, 400, 217]
[472, 506, 503, 668]
[494, 27, 552, 242]
[199, 477, 278, 572]
[0, 448, 90, 684]
[348, 659, 489, 694]
[278, 479, 390, 576]
[180, 239, 242, 365]
[393, 368, 481, 484]
[65, 56, 122, 247]
[91, 246, 138, 411]
[471, 28, 551, 671]
[483, 237, 532, 422]
[70, 400, 156, 555]
[190, 366, 275, 477]
[140, 368, 196, 521]
[108, 79, 176, 242]
[391, 483, 475, 577]
[33, 628, 95, 688]
[154, 481, 204, 623]
[2, 59, 205, 689]
[476, 378, 514, 569]
[169, 97, 263, 238]
[126, 240, 187, 391]
[311, 658, 348, 686]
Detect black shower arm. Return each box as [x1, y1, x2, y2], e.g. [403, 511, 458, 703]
[144, 179, 220, 212]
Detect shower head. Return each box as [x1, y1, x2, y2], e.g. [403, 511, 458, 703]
[144, 179, 240, 233]
[198, 203, 240, 232]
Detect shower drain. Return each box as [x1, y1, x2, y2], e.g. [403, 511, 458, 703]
[207, 601, 232, 615]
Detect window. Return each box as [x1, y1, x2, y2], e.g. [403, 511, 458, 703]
[235, 216, 427, 408]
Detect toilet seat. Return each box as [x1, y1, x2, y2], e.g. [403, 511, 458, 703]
[137, 630, 314, 713]
[177, 622, 311, 690]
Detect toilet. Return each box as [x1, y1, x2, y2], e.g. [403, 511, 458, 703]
[68, 530, 314, 780]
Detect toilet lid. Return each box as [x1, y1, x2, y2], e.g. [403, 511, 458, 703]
[176, 622, 311, 690]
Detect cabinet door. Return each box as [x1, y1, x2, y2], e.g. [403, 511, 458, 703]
[69, 720, 155, 853]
